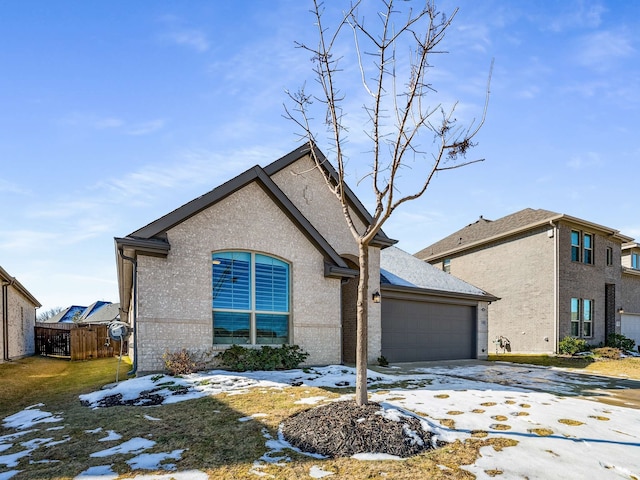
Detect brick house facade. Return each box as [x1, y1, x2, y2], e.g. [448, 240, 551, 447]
[1, 266, 41, 361]
[415, 208, 640, 353]
[115, 146, 394, 373]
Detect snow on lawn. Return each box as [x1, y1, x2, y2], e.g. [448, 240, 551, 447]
[2, 363, 640, 479]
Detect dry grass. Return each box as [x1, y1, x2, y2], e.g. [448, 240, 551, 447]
[489, 354, 640, 380]
[0, 356, 522, 480]
[557, 418, 584, 426]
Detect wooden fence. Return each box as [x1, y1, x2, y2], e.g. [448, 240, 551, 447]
[35, 323, 126, 361]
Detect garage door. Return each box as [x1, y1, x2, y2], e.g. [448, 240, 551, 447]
[382, 298, 476, 362]
[621, 313, 640, 350]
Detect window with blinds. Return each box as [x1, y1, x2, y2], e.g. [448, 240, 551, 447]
[212, 251, 290, 345]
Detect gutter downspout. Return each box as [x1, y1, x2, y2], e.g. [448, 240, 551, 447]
[2, 277, 15, 361]
[550, 220, 559, 354]
[118, 248, 138, 376]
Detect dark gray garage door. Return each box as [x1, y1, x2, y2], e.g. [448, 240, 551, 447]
[382, 298, 476, 362]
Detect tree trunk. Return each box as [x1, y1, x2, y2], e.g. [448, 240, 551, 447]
[355, 241, 369, 406]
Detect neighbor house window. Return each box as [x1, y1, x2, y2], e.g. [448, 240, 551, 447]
[632, 252, 640, 270]
[606, 247, 613, 266]
[571, 230, 594, 265]
[570, 297, 594, 338]
[212, 251, 290, 345]
[583, 234, 593, 264]
[571, 231, 581, 262]
[570, 298, 580, 336]
[443, 258, 451, 274]
[582, 299, 593, 337]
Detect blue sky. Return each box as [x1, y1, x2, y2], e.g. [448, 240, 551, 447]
[1, 1, 639, 312]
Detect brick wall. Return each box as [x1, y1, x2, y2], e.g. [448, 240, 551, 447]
[2, 285, 37, 360]
[557, 222, 622, 345]
[446, 225, 556, 353]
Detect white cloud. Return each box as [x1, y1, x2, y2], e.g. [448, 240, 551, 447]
[547, 1, 607, 32]
[0, 179, 30, 195]
[127, 118, 167, 136]
[164, 29, 210, 52]
[58, 112, 166, 136]
[157, 15, 210, 53]
[567, 151, 603, 170]
[100, 146, 279, 205]
[576, 30, 635, 70]
[0, 229, 60, 254]
[58, 112, 124, 130]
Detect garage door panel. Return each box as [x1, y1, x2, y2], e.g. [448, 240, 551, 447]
[382, 297, 476, 362]
[621, 314, 640, 349]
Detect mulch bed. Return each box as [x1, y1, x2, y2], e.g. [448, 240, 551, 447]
[281, 400, 438, 458]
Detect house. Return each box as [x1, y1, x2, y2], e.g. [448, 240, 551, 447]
[415, 208, 640, 353]
[621, 243, 640, 348]
[1, 266, 41, 361]
[43, 301, 118, 324]
[115, 145, 496, 373]
[80, 302, 120, 324]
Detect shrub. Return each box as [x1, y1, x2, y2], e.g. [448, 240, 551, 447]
[377, 356, 389, 367]
[606, 333, 636, 352]
[592, 347, 622, 360]
[215, 344, 309, 372]
[163, 349, 200, 376]
[558, 336, 589, 355]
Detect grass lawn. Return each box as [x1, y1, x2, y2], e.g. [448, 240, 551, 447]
[489, 354, 640, 380]
[1, 356, 508, 480]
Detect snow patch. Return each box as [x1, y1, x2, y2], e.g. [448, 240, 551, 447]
[309, 465, 335, 478]
[90, 438, 155, 458]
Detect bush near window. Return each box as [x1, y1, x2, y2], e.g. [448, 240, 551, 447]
[558, 336, 590, 355]
[606, 333, 636, 352]
[162, 349, 203, 376]
[215, 344, 309, 372]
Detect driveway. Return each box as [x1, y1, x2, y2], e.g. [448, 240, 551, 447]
[376, 359, 640, 410]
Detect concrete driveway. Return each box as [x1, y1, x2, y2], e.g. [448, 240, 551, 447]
[374, 359, 640, 410]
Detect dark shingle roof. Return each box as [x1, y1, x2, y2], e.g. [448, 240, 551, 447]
[415, 208, 633, 261]
[415, 208, 559, 260]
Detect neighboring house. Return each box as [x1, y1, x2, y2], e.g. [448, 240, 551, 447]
[44, 301, 119, 324]
[45, 305, 87, 323]
[80, 302, 120, 324]
[415, 208, 640, 353]
[115, 145, 495, 373]
[1, 266, 41, 361]
[621, 243, 640, 348]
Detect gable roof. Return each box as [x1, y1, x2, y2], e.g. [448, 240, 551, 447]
[0, 266, 41, 308]
[125, 144, 395, 249]
[44, 305, 86, 323]
[415, 208, 633, 261]
[263, 144, 396, 248]
[80, 302, 120, 323]
[380, 246, 498, 301]
[117, 145, 397, 267]
[117, 164, 349, 273]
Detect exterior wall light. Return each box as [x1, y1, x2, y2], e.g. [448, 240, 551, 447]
[372, 291, 381, 303]
[618, 307, 624, 314]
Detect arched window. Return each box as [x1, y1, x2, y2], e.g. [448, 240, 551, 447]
[212, 251, 290, 345]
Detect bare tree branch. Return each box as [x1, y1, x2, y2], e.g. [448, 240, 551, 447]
[286, 0, 492, 405]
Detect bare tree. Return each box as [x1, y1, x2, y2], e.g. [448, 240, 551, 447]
[36, 306, 64, 322]
[286, 0, 491, 406]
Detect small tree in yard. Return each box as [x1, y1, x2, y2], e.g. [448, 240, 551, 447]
[286, 0, 491, 405]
